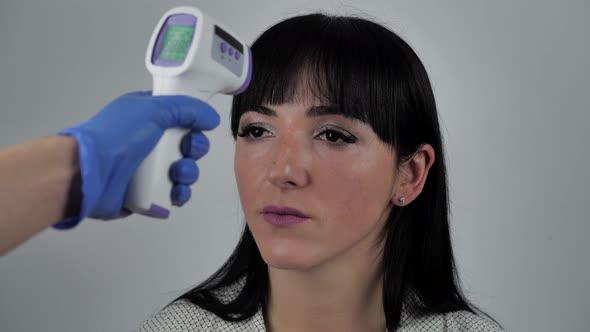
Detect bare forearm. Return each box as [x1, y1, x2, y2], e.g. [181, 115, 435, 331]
[0, 136, 81, 256]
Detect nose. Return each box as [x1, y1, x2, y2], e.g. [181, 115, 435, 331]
[267, 135, 310, 190]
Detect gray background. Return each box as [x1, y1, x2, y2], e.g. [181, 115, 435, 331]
[0, 0, 588, 331]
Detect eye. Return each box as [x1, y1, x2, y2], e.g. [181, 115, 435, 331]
[237, 124, 273, 140]
[316, 128, 357, 144]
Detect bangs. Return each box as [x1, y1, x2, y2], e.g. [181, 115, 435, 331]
[231, 14, 412, 145]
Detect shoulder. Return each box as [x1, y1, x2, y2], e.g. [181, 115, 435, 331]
[134, 278, 265, 332]
[444, 310, 503, 332]
[134, 299, 218, 332]
[400, 309, 502, 332]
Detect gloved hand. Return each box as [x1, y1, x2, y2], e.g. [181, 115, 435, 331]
[54, 91, 220, 229]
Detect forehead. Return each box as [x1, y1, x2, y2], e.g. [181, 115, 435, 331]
[248, 103, 344, 119]
[262, 86, 324, 110]
[273, 67, 329, 105]
[250, 70, 335, 113]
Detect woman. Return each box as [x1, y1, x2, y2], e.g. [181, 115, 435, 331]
[137, 13, 501, 332]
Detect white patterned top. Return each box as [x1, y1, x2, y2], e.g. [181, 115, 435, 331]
[136, 279, 502, 332]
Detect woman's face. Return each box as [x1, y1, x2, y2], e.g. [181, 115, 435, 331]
[234, 95, 398, 271]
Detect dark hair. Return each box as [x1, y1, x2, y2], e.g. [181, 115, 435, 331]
[180, 13, 492, 330]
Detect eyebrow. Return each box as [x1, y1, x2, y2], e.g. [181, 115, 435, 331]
[248, 105, 342, 118]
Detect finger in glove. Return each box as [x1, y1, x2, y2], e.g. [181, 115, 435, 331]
[181, 131, 210, 160]
[171, 184, 191, 206]
[170, 158, 200, 185]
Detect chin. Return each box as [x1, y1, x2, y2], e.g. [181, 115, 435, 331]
[258, 241, 321, 271]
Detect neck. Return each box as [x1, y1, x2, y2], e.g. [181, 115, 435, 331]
[264, 242, 386, 332]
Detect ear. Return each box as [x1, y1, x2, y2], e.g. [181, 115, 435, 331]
[392, 144, 435, 206]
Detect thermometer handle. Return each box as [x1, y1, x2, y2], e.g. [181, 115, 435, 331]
[124, 79, 212, 218]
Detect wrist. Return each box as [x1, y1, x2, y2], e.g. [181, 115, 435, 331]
[51, 135, 83, 229]
[55, 136, 82, 219]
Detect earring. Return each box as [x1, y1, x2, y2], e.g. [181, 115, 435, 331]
[398, 197, 405, 204]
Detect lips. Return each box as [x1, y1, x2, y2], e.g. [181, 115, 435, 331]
[262, 205, 310, 226]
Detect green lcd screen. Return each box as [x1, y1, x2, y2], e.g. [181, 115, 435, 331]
[159, 25, 195, 61]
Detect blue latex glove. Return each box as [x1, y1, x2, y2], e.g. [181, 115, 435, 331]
[54, 91, 220, 229]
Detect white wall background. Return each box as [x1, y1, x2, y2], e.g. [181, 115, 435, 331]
[1, 0, 588, 331]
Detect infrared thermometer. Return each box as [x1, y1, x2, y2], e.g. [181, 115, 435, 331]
[124, 6, 252, 218]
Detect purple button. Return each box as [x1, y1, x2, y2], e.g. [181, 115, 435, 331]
[234, 52, 241, 60]
[220, 42, 227, 53]
[228, 47, 234, 56]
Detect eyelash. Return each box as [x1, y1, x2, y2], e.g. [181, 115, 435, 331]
[237, 124, 358, 144]
[237, 124, 272, 140]
[317, 128, 358, 144]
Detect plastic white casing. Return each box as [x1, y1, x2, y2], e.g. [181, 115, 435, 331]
[124, 6, 251, 218]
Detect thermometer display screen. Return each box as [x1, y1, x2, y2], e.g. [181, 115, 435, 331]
[152, 14, 197, 67]
[159, 25, 195, 61]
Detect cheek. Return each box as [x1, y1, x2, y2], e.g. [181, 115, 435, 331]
[314, 148, 395, 229]
[234, 146, 255, 207]
[234, 141, 271, 211]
